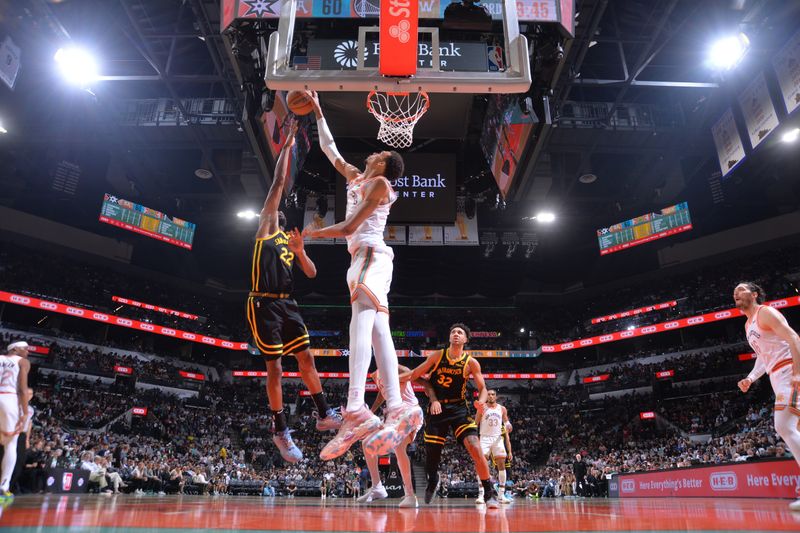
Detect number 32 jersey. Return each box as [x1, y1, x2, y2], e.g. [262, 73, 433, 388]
[251, 230, 295, 294]
[430, 348, 471, 402]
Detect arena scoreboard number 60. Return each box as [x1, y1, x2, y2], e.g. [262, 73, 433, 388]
[99, 193, 196, 250]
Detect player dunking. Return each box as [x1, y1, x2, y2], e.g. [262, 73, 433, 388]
[304, 92, 417, 460]
[357, 365, 428, 508]
[734, 282, 800, 511]
[476, 390, 513, 504]
[246, 118, 341, 463]
[0, 341, 31, 502]
[402, 323, 500, 508]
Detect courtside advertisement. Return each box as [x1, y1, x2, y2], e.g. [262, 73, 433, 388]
[610, 459, 800, 498]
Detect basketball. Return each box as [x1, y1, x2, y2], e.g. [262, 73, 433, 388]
[287, 90, 314, 116]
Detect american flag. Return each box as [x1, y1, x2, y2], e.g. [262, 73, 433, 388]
[294, 56, 321, 70]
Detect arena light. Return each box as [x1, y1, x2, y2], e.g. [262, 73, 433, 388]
[708, 33, 749, 70]
[0, 120, 7, 134]
[237, 209, 259, 220]
[54, 47, 99, 86]
[781, 128, 800, 143]
[534, 211, 556, 223]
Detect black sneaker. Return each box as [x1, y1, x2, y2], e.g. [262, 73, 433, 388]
[424, 473, 440, 504]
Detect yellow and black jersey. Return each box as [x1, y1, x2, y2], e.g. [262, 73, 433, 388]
[251, 230, 295, 294]
[430, 348, 471, 402]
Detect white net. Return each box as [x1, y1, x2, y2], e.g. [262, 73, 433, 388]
[366, 91, 430, 149]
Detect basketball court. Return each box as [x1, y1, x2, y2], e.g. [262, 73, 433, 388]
[2, 495, 800, 532]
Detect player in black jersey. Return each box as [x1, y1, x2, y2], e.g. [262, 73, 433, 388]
[246, 118, 341, 463]
[402, 323, 500, 508]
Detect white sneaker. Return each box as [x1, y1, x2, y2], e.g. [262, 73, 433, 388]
[789, 499, 800, 512]
[399, 494, 418, 508]
[321, 405, 382, 460]
[475, 496, 485, 505]
[500, 493, 513, 504]
[356, 484, 388, 503]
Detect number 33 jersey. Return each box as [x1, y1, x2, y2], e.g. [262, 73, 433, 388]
[251, 230, 295, 294]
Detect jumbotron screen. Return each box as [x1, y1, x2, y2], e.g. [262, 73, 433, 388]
[99, 193, 196, 249]
[597, 202, 692, 256]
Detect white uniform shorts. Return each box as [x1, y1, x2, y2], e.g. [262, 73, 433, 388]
[0, 394, 20, 441]
[770, 360, 800, 415]
[480, 434, 507, 458]
[347, 246, 394, 314]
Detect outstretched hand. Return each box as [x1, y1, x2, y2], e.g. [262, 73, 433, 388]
[285, 118, 299, 146]
[287, 228, 305, 254]
[308, 90, 322, 115]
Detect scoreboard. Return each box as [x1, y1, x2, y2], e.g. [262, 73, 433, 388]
[597, 202, 692, 256]
[99, 193, 196, 249]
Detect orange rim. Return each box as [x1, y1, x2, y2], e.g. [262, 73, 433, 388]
[366, 91, 430, 124]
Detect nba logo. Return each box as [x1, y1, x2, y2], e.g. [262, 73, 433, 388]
[488, 46, 503, 72]
[63, 472, 74, 491]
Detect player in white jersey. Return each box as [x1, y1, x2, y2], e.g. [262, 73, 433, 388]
[357, 365, 430, 507]
[304, 92, 417, 461]
[0, 341, 31, 502]
[734, 282, 800, 511]
[476, 390, 512, 504]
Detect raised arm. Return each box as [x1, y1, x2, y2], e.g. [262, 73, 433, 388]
[256, 118, 297, 239]
[303, 177, 389, 240]
[400, 350, 442, 383]
[309, 92, 361, 182]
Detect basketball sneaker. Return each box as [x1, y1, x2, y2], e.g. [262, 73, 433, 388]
[357, 484, 388, 503]
[424, 473, 440, 504]
[320, 405, 382, 460]
[399, 494, 418, 508]
[362, 404, 421, 457]
[475, 496, 485, 505]
[485, 495, 501, 509]
[500, 493, 513, 505]
[272, 428, 303, 463]
[789, 499, 800, 511]
[315, 407, 343, 431]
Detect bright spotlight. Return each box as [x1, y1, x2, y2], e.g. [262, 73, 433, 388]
[781, 128, 800, 143]
[237, 210, 259, 220]
[535, 212, 556, 223]
[0, 121, 6, 134]
[519, 327, 525, 333]
[708, 33, 749, 70]
[54, 47, 98, 86]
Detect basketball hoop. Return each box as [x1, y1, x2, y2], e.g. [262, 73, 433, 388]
[366, 91, 430, 149]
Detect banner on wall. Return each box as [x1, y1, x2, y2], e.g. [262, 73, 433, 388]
[591, 300, 678, 324]
[738, 72, 780, 149]
[711, 108, 746, 177]
[609, 459, 800, 499]
[384, 225, 407, 245]
[303, 195, 336, 245]
[408, 225, 443, 246]
[773, 28, 800, 115]
[444, 213, 479, 246]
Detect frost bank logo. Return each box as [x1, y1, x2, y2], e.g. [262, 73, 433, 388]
[334, 41, 365, 68]
[710, 472, 737, 491]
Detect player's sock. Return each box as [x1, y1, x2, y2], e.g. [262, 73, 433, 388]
[272, 409, 288, 432]
[498, 469, 507, 496]
[346, 300, 377, 412]
[371, 311, 402, 410]
[425, 442, 443, 479]
[480, 479, 495, 498]
[0, 436, 19, 492]
[311, 392, 331, 417]
[774, 409, 800, 465]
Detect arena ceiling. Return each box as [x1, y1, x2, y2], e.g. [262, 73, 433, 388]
[0, 0, 798, 299]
